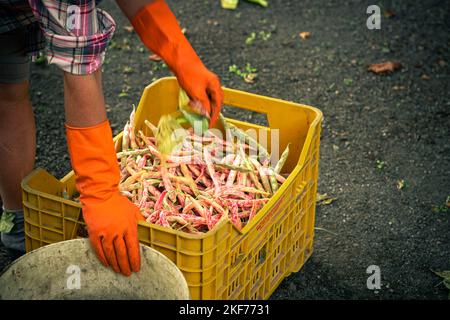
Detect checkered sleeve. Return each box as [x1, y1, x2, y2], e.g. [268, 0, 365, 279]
[27, 0, 116, 74]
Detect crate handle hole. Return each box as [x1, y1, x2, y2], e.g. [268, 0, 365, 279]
[221, 105, 269, 127]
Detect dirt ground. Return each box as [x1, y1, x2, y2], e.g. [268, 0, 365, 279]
[1, 0, 449, 299]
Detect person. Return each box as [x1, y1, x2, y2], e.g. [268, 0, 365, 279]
[0, 0, 223, 276]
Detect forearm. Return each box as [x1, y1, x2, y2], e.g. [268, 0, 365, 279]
[64, 70, 107, 127]
[116, 0, 156, 21]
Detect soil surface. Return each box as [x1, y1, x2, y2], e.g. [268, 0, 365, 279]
[1, 0, 449, 299]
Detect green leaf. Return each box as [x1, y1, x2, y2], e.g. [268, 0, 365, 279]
[229, 64, 239, 73]
[178, 88, 191, 110]
[245, 32, 256, 45]
[246, 0, 268, 7]
[180, 110, 208, 133]
[229, 64, 257, 83]
[176, 117, 188, 125]
[444, 279, 450, 290]
[221, 0, 239, 9]
[433, 270, 450, 280]
[432, 204, 449, 213]
[376, 160, 386, 170]
[123, 66, 133, 74]
[344, 78, 353, 86]
[259, 30, 271, 41]
[156, 115, 184, 156]
[245, 63, 257, 73]
[178, 88, 209, 132]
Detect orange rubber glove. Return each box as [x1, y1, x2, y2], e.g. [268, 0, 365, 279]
[131, 0, 223, 127]
[66, 120, 145, 277]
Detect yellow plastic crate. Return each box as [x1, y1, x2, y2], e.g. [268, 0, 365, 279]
[22, 77, 322, 300]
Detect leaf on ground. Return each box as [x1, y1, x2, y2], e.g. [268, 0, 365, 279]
[437, 59, 447, 67]
[432, 205, 449, 213]
[123, 25, 134, 33]
[246, 0, 268, 7]
[383, 9, 396, 18]
[316, 193, 337, 206]
[432, 269, 450, 294]
[432, 196, 450, 213]
[207, 19, 219, 26]
[221, 0, 238, 9]
[376, 160, 386, 170]
[244, 73, 257, 83]
[444, 279, 450, 290]
[123, 66, 133, 74]
[246, 32, 256, 45]
[396, 179, 405, 190]
[314, 227, 338, 236]
[368, 61, 402, 74]
[229, 64, 257, 83]
[149, 54, 162, 62]
[344, 78, 353, 86]
[259, 30, 271, 41]
[433, 270, 450, 280]
[299, 31, 311, 40]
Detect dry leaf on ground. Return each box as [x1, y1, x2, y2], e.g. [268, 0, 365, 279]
[316, 193, 337, 206]
[123, 25, 134, 33]
[384, 9, 396, 18]
[148, 54, 162, 62]
[368, 61, 402, 74]
[396, 179, 405, 190]
[437, 59, 447, 67]
[299, 32, 311, 40]
[244, 73, 257, 83]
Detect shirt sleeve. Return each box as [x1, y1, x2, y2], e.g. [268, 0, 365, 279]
[27, 0, 116, 75]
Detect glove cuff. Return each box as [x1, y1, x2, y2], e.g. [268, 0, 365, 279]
[66, 120, 120, 205]
[131, 0, 202, 73]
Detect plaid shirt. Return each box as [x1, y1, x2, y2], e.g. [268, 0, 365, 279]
[0, 0, 116, 74]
